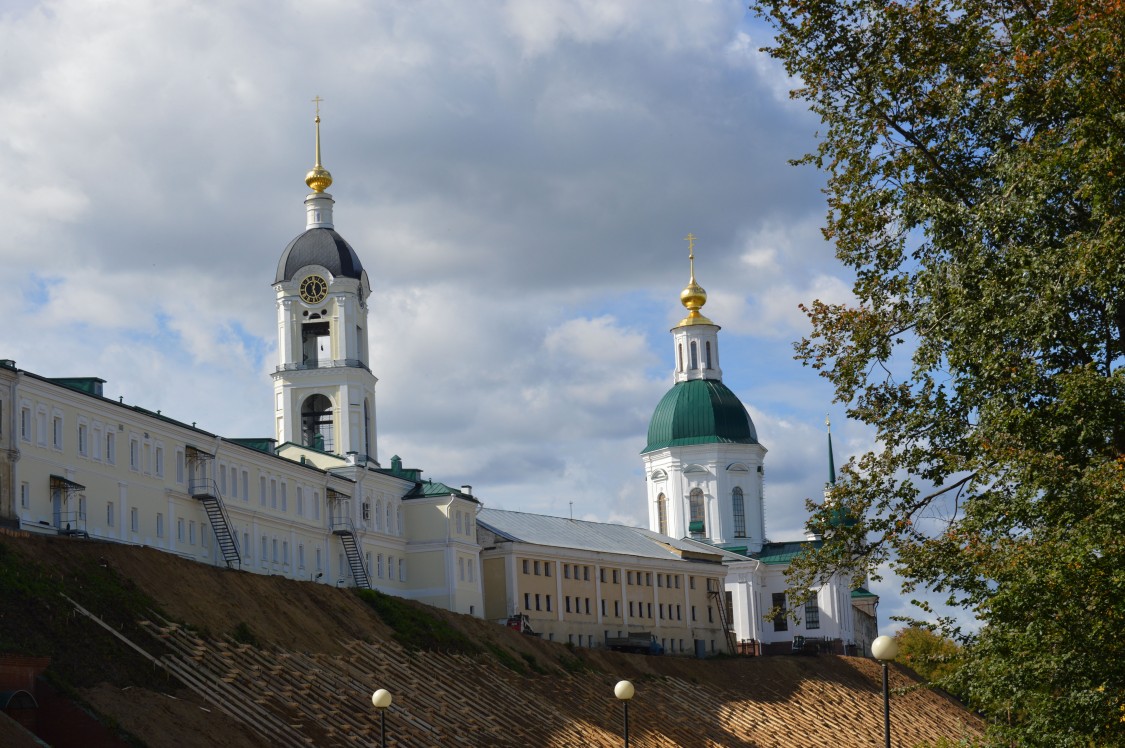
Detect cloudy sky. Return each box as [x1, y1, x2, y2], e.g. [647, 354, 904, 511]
[2, 0, 948, 628]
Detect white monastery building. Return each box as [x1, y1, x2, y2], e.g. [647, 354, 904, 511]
[0, 115, 878, 656]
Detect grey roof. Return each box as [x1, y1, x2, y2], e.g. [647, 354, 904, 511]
[477, 508, 721, 564]
[275, 228, 365, 283]
[632, 528, 754, 563]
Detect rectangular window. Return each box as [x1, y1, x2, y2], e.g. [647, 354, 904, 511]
[565, 596, 572, 613]
[270, 479, 277, 509]
[614, 600, 620, 617]
[154, 446, 164, 477]
[613, 569, 619, 584]
[230, 467, 238, 498]
[260, 476, 267, 506]
[708, 606, 713, 623]
[37, 411, 46, 446]
[363, 502, 370, 520]
[377, 554, 384, 578]
[20, 482, 29, 508]
[316, 547, 322, 571]
[692, 605, 697, 622]
[583, 566, 590, 581]
[176, 450, 184, 483]
[52, 416, 63, 449]
[773, 593, 788, 632]
[456, 511, 463, 534]
[600, 568, 606, 583]
[283, 541, 289, 565]
[297, 487, 304, 517]
[647, 603, 652, 618]
[585, 598, 591, 615]
[261, 535, 268, 560]
[106, 502, 114, 527]
[20, 407, 30, 441]
[468, 560, 475, 583]
[177, 518, 185, 542]
[280, 483, 287, 512]
[219, 464, 227, 493]
[130, 438, 139, 469]
[646, 572, 652, 586]
[399, 559, 405, 582]
[243, 471, 249, 501]
[130, 507, 139, 532]
[523, 559, 530, 574]
[545, 595, 552, 612]
[156, 513, 164, 538]
[629, 601, 635, 617]
[534, 560, 540, 575]
[544, 562, 551, 578]
[524, 593, 531, 610]
[77, 424, 88, 456]
[564, 564, 571, 579]
[627, 571, 634, 585]
[272, 539, 278, 563]
[535, 594, 541, 611]
[601, 599, 607, 616]
[690, 576, 696, 590]
[189, 521, 196, 545]
[804, 599, 820, 630]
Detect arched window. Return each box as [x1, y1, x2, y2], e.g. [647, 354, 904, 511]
[678, 344, 684, 372]
[689, 488, 705, 538]
[301, 394, 334, 453]
[732, 487, 746, 537]
[656, 493, 668, 536]
[690, 341, 699, 369]
[705, 341, 713, 369]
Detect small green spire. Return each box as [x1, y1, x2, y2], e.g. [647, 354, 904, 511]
[826, 415, 836, 486]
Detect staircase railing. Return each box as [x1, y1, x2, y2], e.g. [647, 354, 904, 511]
[330, 516, 370, 589]
[189, 478, 241, 569]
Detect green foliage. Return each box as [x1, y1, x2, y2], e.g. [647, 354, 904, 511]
[749, 0, 1125, 744]
[895, 626, 964, 696]
[231, 622, 261, 648]
[354, 588, 481, 656]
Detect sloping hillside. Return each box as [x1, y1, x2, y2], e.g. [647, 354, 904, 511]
[1, 532, 983, 747]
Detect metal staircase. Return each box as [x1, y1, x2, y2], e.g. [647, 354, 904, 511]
[189, 479, 241, 569]
[331, 516, 370, 589]
[709, 584, 738, 655]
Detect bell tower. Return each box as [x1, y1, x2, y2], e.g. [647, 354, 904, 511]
[271, 106, 378, 462]
[641, 236, 767, 551]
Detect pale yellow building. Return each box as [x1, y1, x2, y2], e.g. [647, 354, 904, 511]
[479, 508, 732, 655]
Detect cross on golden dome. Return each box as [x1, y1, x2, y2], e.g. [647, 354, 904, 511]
[677, 232, 713, 326]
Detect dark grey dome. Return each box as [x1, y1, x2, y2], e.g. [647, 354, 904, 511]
[275, 228, 365, 283]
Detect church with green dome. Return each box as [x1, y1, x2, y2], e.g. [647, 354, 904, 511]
[639, 242, 878, 654]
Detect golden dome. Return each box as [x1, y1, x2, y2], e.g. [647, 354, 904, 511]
[306, 165, 333, 193]
[676, 233, 714, 327]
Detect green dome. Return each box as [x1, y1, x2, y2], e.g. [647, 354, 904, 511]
[643, 379, 758, 453]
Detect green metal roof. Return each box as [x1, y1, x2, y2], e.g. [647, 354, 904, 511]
[752, 540, 820, 565]
[851, 587, 878, 599]
[643, 379, 758, 454]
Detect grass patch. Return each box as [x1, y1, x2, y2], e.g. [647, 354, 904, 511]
[231, 622, 261, 648]
[354, 588, 480, 655]
[485, 643, 528, 675]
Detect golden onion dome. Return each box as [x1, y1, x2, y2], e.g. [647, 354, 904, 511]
[305, 165, 333, 193]
[676, 233, 714, 326]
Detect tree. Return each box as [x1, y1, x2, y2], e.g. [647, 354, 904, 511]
[895, 625, 964, 694]
[749, 0, 1125, 744]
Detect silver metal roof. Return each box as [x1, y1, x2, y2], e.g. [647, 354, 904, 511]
[477, 508, 723, 564]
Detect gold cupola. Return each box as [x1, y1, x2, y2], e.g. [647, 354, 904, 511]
[305, 106, 333, 193]
[677, 233, 715, 326]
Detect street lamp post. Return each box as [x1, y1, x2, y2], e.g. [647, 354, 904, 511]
[371, 688, 393, 748]
[871, 635, 899, 748]
[614, 680, 635, 748]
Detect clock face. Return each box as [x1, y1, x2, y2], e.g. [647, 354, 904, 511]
[299, 275, 328, 304]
